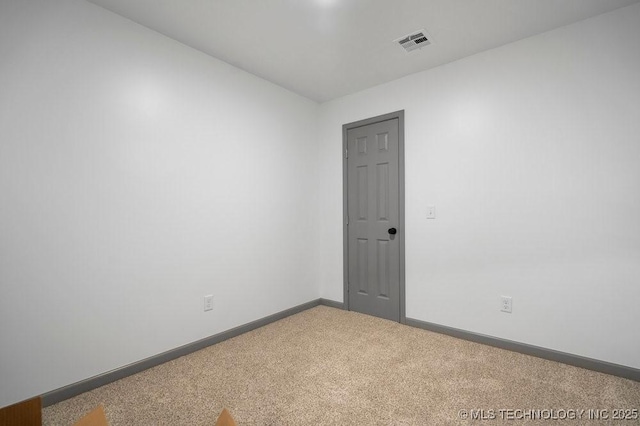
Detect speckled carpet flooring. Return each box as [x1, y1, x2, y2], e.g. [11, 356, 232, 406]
[43, 306, 639, 425]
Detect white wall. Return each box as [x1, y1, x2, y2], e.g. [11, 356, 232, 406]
[317, 4, 640, 369]
[2, 0, 639, 411]
[0, 0, 318, 407]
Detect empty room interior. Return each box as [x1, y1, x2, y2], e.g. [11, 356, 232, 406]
[1, 0, 640, 424]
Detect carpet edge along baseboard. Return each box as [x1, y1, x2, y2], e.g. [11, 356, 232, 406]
[40, 299, 637, 407]
[404, 317, 640, 383]
[41, 299, 336, 407]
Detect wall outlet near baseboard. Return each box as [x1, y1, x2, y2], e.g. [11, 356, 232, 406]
[204, 295, 213, 311]
[500, 296, 512, 313]
[427, 205, 436, 219]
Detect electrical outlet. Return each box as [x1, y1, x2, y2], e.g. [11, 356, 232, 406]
[500, 296, 512, 313]
[204, 295, 213, 312]
[427, 205, 436, 219]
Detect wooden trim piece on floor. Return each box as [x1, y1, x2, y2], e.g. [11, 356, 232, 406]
[0, 396, 41, 426]
[405, 317, 640, 382]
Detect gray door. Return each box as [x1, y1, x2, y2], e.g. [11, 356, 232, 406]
[346, 117, 401, 322]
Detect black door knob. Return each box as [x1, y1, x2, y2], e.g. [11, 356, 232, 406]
[388, 228, 397, 235]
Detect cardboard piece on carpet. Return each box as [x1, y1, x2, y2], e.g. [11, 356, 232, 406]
[73, 405, 108, 426]
[215, 408, 237, 426]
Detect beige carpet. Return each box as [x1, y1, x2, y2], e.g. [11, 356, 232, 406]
[43, 306, 639, 425]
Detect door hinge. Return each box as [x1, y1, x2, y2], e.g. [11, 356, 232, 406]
[346, 216, 349, 225]
[345, 148, 348, 159]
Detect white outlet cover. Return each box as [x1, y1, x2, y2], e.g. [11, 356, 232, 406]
[500, 296, 512, 313]
[204, 295, 214, 311]
[427, 205, 436, 219]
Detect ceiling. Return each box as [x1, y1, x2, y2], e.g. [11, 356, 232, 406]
[86, 0, 639, 103]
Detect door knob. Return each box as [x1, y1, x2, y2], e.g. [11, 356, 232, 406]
[388, 228, 397, 235]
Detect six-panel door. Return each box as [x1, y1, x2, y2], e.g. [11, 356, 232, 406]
[347, 118, 400, 322]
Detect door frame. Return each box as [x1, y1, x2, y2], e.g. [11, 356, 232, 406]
[342, 110, 406, 324]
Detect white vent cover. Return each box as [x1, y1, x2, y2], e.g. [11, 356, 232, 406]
[395, 29, 431, 53]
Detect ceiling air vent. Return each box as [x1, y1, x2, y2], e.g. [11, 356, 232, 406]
[395, 29, 431, 53]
